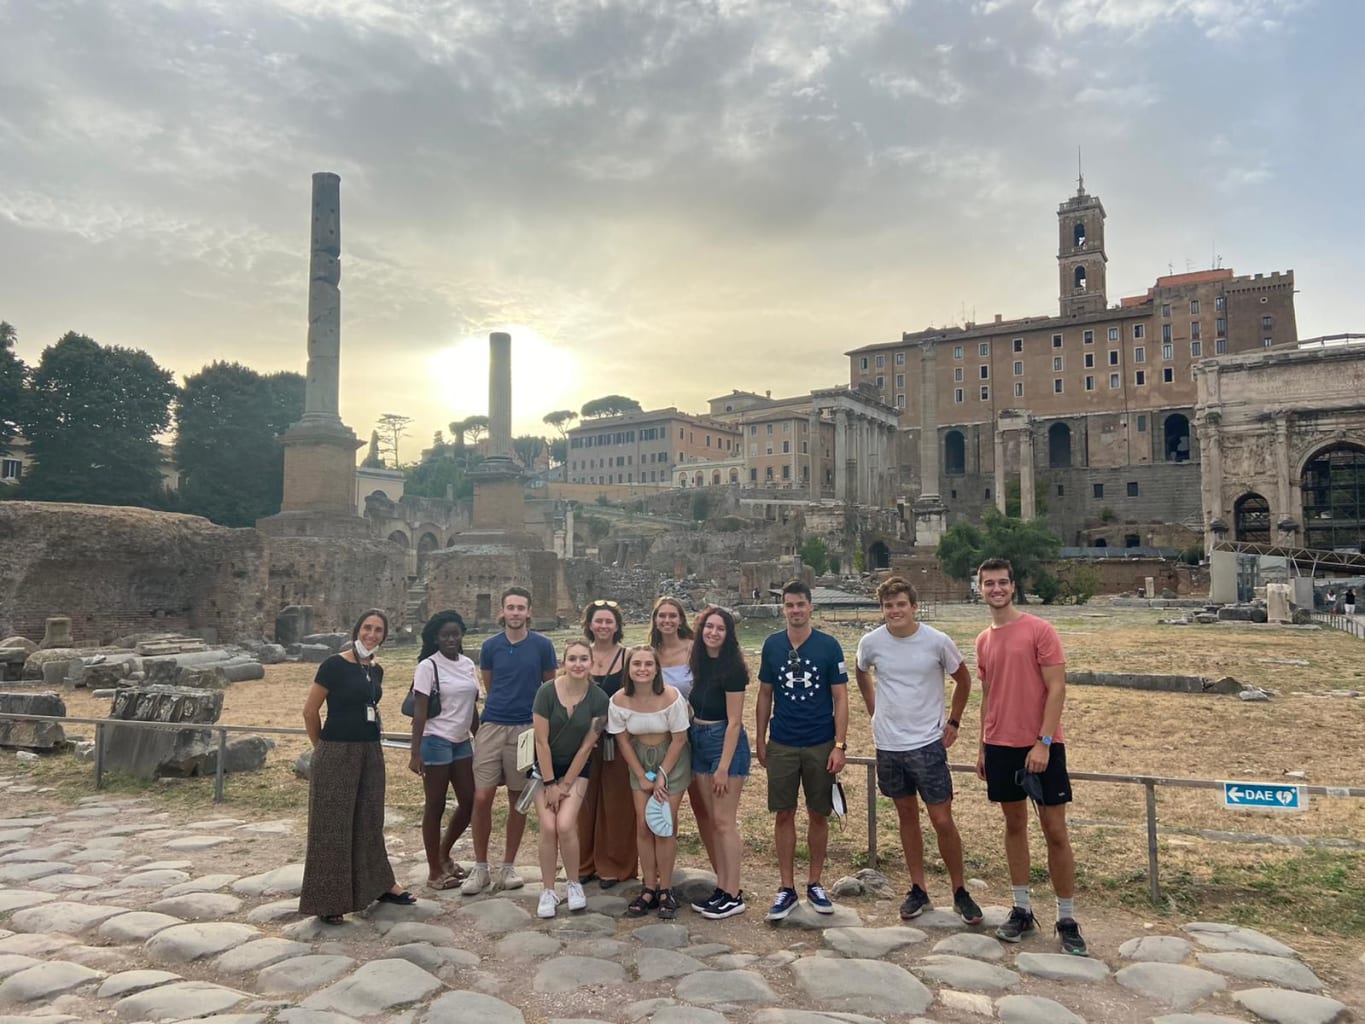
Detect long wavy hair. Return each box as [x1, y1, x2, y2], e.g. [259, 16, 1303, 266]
[689, 606, 748, 709]
[581, 601, 625, 644]
[622, 645, 663, 698]
[418, 610, 466, 661]
[648, 596, 694, 648]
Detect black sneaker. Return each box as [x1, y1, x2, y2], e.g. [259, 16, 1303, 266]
[702, 891, 747, 920]
[995, 906, 1038, 942]
[692, 887, 724, 913]
[899, 885, 930, 920]
[1056, 917, 1088, 956]
[953, 887, 984, 926]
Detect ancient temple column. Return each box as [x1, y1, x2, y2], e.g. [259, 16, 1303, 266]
[807, 407, 821, 497]
[489, 331, 513, 460]
[301, 172, 342, 424]
[1274, 419, 1291, 522]
[835, 409, 849, 502]
[993, 428, 1007, 514]
[1197, 413, 1224, 555]
[1019, 425, 1036, 521]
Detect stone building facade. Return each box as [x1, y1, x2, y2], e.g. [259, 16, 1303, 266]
[566, 409, 742, 486]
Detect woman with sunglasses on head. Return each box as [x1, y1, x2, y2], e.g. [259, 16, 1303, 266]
[576, 600, 638, 889]
[608, 646, 691, 920]
[300, 609, 416, 925]
[686, 606, 752, 919]
[408, 610, 480, 891]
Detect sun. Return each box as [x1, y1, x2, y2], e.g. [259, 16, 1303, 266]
[428, 326, 582, 435]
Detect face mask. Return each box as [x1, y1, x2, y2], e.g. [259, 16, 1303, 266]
[355, 639, 376, 660]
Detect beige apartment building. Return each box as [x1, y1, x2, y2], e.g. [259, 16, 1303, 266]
[566, 408, 741, 486]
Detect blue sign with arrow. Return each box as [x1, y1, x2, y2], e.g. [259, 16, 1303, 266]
[1221, 782, 1306, 811]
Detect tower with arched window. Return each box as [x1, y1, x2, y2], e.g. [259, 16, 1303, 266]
[1057, 184, 1108, 317]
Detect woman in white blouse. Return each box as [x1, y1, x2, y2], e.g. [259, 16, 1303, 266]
[608, 646, 691, 919]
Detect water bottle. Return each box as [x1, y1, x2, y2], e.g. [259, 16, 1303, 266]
[515, 768, 542, 815]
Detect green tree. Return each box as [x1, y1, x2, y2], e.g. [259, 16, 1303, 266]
[513, 434, 545, 468]
[376, 412, 413, 466]
[361, 430, 385, 468]
[549, 437, 568, 465]
[800, 536, 830, 575]
[405, 436, 472, 500]
[0, 322, 25, 459]
[449, 415, 490, 447]
[19, 332, 177, 506]
[580, 395, 642, 419]
[174, 362, 305, 526]
[935, 507, 1060, 599]
[542, 409, 578, 436]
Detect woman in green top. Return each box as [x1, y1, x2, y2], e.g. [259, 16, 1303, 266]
[532, 638, 610, 918]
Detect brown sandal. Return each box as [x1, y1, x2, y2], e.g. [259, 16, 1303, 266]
[656, 889, 678, 920]
[627, 887, 658, 917]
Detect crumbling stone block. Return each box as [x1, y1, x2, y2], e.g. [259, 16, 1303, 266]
[40, 616, 73, 649]
[275, 605, 313, 646]
[302, 632, 347, 653]
[0, 636, 37, 654]
[0, 691, 66, 750]
[299, 644, 331, 663]
[101, 685, 223, 780]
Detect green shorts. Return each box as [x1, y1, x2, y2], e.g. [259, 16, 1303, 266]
[766, 739, 836, 816]
[628, 737, 692, 795]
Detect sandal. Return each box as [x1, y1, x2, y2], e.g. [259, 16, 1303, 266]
[656, 888, 678, 920]
[426, 875, 462, 891]
[599, 877, 619, 890]
[442, 860, 468, 881]
[319, 914, 345, 925]
[378, 890, 418, 906]
[627, 887, 658, 917]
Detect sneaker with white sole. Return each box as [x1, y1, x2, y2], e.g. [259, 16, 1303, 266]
[806, 882, 834, 914]
[565, 881, 587, 911]
[495, 865, 525, 891]
[701, 891, 747, 920]
[692, 887, 724, 913]
[767, 887, 799, 920]
[460, 864, 491, 896]
[537, 889, 561, 919]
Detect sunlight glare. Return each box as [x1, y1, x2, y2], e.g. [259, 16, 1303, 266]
[428, 326, 582, 436]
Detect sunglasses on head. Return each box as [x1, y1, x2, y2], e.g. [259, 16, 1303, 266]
[590, 600, 620, 609]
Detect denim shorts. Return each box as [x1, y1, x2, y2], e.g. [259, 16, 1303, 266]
[689, 720, 751, 778]
[420, 735, 473, 766]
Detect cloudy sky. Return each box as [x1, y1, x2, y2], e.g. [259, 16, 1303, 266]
[1, 0, 1358, 454]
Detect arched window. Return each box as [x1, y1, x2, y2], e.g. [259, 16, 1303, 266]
[1074, 221, 1086, 248]
[729, 468, 739, 484]
[712, 470, 721, 486]
[1048, 422, 1072, 468]
[1301, 443, 1365, 552]
[1234, 492, 1271, 544]
[1074, 265, 1087, 291]
[677, 474, 687, 487]
[1164, 413, 1191, 463]
[386, 531, 409, 548]
[944, 430, 966, 476]
[867, 541, 890, 570]
[416, 532, 441, 576]
[694, 471, 704, 488]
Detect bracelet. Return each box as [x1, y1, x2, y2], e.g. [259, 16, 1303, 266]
[947, 718, 960, 728]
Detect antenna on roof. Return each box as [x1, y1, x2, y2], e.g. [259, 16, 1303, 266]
[1076, 147, 1084, 194]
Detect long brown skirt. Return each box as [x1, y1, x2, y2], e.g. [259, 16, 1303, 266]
[577, 746, 638, 882]
[298, 740, 396, 917]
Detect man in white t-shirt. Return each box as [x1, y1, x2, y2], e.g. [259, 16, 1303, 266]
[855, 576, 981, 925]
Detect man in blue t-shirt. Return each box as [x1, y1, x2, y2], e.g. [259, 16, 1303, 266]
[461, 587, 557, 896]
[756, 579, 848, 920]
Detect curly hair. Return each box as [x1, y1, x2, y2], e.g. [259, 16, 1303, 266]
[418, 610, 466, 661]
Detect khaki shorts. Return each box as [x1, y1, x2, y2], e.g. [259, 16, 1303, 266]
[766, 739, 836, 816]
[473, 721, 532, 791]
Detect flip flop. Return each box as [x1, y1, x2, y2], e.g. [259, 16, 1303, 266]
[426, 875, 462, 891]
[378, 890, 418, 905]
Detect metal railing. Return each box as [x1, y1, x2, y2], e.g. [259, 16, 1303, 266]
[1315, 612, 1365, 640]
[1, 711, 1362, 907]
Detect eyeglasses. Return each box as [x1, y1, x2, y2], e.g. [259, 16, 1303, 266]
[590, 600, 620, 609]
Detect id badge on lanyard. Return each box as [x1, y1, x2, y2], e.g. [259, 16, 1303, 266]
[362, 665, 379, 727]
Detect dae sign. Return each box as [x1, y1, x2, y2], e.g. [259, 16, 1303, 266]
[1221, 782, 1306, 812]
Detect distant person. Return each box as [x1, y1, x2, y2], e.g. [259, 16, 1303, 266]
[577, 600, 637, 889]
[855, 577, 982, 925]
[531, 639, 610, 918]
[462, 587, 557, 896]
[1346, 588, 1357, 616]
[756, 580, 848, 920]
[300, 609, 416, 924]
[753, 587, 762, 602]
[974, 558, 1087, 956]
[407, 610, 480, 890]
[1325, 589, 1337, 612]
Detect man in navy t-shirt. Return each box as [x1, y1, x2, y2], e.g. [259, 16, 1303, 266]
[756, 579, 848, 920]
[460, 586, 557, 896]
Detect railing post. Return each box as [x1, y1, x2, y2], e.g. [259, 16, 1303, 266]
[213, 728, 227, 804]
[865, 762, 878, 868]
[1145, 781, 1161, 906]
[94, 721, 104, 791]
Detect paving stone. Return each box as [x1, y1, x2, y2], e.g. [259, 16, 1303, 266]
[301, 958, 444, 1015]
[161, 874, 239, 896]
[940, 989, 996, 1016]
[235, 820, 296, 835]
[113, 979, 247, 1021]
[453, 899, 531, 935]
[63, 943, 135, 971]
[1150, 1015, 1252, 1024]
[0, 863, 73, 884]
[1186, 928, 1299, 958]
[653, 1008, 729, 1024]
[675, 969, 776, 1006]
[1230, 988, 1347, 1024]
[0, 832, 35, 846]
[1196, 953, 1323, 992]
[682, 943, 732, 959]
[636, 948, 707, 981]
[0, 956, 38, 981]
[0, 845, 76, 864]
[246, 898, 303, 923]
[752, 1011, 883, 1024]
[231, 864, 306, 897]
[931, 932, 1006, 960]
[28, 873, 106, 892]
[275, 1011, 366, 1024]
[0, 892, 54, 914]
[8, 902, 129, 934]
[63, 807, 121, 819]
[915, 907, 978, 928]
[282, 916, 377, 942]
[0, 933, 75, 956]
[1114, 963, 1228, 1010]
[771, 903, 861, 930]
[709, 954, 758, 969]
[996, 994, 1086, 1023]
[381, 922, 456, 945]
[625, 997, 677, 1020]
[565, 938, 628, 960]
[214, 938, 313, 974]
[1015, 952, 1111, 982]
[121, 869, 192, 889]
[0, 961, 105, 1006]
[1118, 936, 1193, 963]
[133, 860, 194, 871]
[759, 950, 798, 967]
[97, 912, 184, 943]
[423, 990, 524, 1024]
[583, 894, 628, 917]
[387, 942, 479, 973]
[913, 954, 1021, 992]
[145, 922, 260, 964]
[164, 835, 232, 850]
[790, 957, 932, 1015]
[494, 933, 562, 959]
[823, 925, 926, 958]
[548, 912, 617, 938]
[551, 1019, 613, 1024]
[257, 955, 357, 994]
[147, 893, 244, 919]
[533, 955, 627, 994]
[363, 897, 441, 928]
[632, 923, 691, 948]
[95, 969, 182, 999]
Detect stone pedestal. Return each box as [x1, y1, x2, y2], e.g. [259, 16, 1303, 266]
[102, 685, 223, 780]
[0, 691, 66, 750]
[912, 496, 949, 549]
[277, 421, 364, 516]
[40, 617, 73, 649]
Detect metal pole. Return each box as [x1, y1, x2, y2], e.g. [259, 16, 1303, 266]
[865, 762, 878, 868]
[94, 722, 104, 791]
[214, 728, 227, 803]
[1145, 781, 1161, 906]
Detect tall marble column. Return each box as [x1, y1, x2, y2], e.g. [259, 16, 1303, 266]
[835, 409, 849, 502]
[993, 429, 1007, 515]
[1019, 425, 1036, 521]
[489, 331, 513, 460]
[807, 408, 821, 497]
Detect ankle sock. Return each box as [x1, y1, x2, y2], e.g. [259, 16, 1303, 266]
[1057, 897, 1075, 921]
[1012, 886, 1032, 911]
[475, 862, 489, 871]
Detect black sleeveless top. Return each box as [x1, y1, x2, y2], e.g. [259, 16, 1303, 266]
[591, 647, 627, 698]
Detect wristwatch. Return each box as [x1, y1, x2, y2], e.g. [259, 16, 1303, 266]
[947, 718, 961, 728]
[1038, 735, 1053, 747]
[833, 741, 847, 751]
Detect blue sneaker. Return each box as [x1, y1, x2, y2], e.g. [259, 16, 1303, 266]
[766, 887, 799, 921]
[806, 882, 834, 914]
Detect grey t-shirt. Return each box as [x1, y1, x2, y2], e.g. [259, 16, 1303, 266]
[856, 623, 964, 752]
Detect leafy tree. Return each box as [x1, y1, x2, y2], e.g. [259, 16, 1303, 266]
[543, 409, 578, 436]
[580, 395, 642, 419]
[800, 536, 830, 575]
[19, 332, 177, 507]
[0, 321, 25, 458]
[549, 437, 567, 465]
[1059, 564, 1101, 605]
[405, 435, 472, 500]
[513, 434, 545, 468]
[376, 413, 413, 466]
[449, 415, 490, 447]
[935, 507, 1060, 600]
[174, 362, 305, 526]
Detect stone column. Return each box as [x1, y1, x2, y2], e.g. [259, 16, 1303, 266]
[1197, 413, 1224, 556]
[808, 408, 821, 497]
[993, 428, 1007, 514]
[835, 409, 849, 502]
[1019, 425, 1036, 521]
[489, 331, 513, 460]
[302, 172, 342, 425]
[1274, 418, 1291, 522]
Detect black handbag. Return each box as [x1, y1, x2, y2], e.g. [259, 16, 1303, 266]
[401, 663, 442, 718]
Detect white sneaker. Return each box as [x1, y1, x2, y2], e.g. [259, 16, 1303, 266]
[495, 864, 525, 891]
[460, 864, 491, 896]
[537, 889, 561, 919]
[565, 881, 587, 911]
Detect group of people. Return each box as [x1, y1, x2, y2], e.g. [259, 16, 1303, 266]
[297, 558, 1089, 956]
[1324, 587, 1357, 616]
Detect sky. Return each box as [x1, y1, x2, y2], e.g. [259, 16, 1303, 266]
[2, 0, 1360, 458]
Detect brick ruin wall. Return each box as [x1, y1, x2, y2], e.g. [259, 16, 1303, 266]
[424, 548, 562, 629]
[264, 535, 410, 637]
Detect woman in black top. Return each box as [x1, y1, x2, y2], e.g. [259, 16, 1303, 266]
[576, 599, 638, 888]
[299, 609, 416, 923]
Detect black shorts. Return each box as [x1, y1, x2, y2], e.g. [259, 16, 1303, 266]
[876, 741, 953, 805]
[983, 742, 1072, 805]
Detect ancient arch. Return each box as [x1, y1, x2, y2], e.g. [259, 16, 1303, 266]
[416, 532, 441, 575]
[386, 530, 410, 548]
[1164, 413, 1191, 463]
[1233, 492, 1271, 544]
[867, 540, 891, 570]
[944, 430, 966, 476]
[712, 470, 722, 486]
[1048, 422, 1072, 468]
[729, 468, 739, 484]
[1301, 443, 1365, 552]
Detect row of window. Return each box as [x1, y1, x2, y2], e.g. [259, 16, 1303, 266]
[570, 430, 734, 450]
[1161, 297, 1230, 317]
[748, 421, 808, 435]
[570, 452, 685, 470]
[748, 441, 809, 456]
[952, 368, 1183, 402]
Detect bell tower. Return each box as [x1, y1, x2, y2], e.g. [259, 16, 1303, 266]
[1057, 170, 1107, 317]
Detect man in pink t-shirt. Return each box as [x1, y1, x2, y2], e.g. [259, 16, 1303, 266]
[974, 558, 1087, 957]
